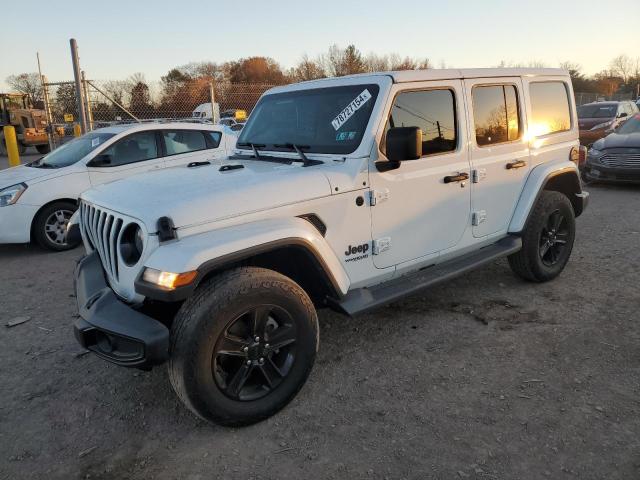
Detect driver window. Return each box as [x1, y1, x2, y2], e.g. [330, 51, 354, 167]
[101, 131, 158, 166]
[382, 89, 457, 157]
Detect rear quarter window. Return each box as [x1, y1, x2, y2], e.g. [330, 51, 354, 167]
[529, 82, 572, 136]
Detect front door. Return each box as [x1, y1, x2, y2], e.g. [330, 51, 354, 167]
[369, 80, 471, 269]
[463, 78, 530, 237]
[87, 130, 165, 186]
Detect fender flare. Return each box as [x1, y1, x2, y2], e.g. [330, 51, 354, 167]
[135, 217, 350, 301]
[508, 160, 584, 234]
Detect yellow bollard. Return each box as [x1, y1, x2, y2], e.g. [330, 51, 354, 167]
[73, 123, 82, 137]
[3, 126, 21, 167]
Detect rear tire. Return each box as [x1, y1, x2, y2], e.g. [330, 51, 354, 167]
[17, 142, 27, 155]
[0, 131, 7, 156]
[168, 267, 319, 426]
[508, 191, 575, 282]
[36, 144, 50, 154]
[32, 201, 80, 251]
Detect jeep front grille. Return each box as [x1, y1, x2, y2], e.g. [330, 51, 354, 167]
[599, 151, 640, 169]
[79, 202, 124, 282]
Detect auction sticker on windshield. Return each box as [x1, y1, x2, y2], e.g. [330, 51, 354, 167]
[331, 89, 372, 131]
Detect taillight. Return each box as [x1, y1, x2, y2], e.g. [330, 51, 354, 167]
[570, 146, 587, 167]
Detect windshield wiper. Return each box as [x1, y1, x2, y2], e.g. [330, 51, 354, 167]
[273, 143, 322, 167]
[236, 142, 265, 160]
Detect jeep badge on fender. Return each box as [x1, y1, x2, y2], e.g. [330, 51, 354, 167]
[345, 243, 369, 256]
[70, 68, 588, 426]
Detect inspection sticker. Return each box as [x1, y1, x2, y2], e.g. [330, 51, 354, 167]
[91, 138, 100, 147]
[331, 89, 372, 131]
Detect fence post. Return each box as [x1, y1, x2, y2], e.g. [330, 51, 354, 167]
[3, 126, 21, 167]
[81, 71, 93, 131]
[40, 75, 56, 151]
[209, 80, 218, 123]
[70, 38, 88, 134]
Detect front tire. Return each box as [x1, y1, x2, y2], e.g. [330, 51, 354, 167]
[36, 144, 51, 154]
[32, 201, 80, 251]
[508, 191, 576, 282]
[168, 267, 319, 426]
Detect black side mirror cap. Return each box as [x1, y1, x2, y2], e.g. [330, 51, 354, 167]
[385, 127, 422, 162]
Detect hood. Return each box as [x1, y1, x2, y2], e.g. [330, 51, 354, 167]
[578, 117, 614, 130]
[0, 163, 63, 189]
[81, 160, 333, 231]
[593, 131, 640, 150]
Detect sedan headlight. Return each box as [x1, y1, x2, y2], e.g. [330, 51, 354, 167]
[0, 183, 27, 207]
[590, 120, 613, 131]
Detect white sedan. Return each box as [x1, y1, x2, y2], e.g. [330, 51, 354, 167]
[0, 122, 237, 250]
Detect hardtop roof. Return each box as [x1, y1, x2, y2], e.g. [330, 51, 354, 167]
[268, 68, 569, 94]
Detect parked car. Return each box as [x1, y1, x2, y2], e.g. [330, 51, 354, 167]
[582, 113, 640, 183]
[578, 100, 638, 145]
[0, 122, 237, 251]
[218, 117, 245, 131]
[70, 68, 589, 426]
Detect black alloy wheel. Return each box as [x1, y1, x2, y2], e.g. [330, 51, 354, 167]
[539, 209, 569, 266]
[213, 304, 298, 401]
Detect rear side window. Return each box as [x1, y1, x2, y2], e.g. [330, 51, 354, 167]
[472, 85, 521, 146]
[163, 130, 207, 155]
[383, 89, 457, 157]
[102, 131, 159, 167]
[204, 131, 222, 148]
[529, 82, 572, 136]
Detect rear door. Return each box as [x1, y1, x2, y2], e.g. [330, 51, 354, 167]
[464, 78, 530, 237]
[162, 129, 226, 168]
[87, 130, 165, 186]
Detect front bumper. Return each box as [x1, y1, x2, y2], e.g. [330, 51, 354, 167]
[583, 160, 640, 184]
[73, 252, 170, 369]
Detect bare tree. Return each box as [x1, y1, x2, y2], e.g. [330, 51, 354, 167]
[610, 54, 633, 83]
[290, 54, 326, 81]
[5, 73, 43, 103]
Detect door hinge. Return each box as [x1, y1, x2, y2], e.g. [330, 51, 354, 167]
[369, 188, 390, 206]
[372, 237, 391, 255]
[472, 210, 487, 226]
[472, 168, 487, 183]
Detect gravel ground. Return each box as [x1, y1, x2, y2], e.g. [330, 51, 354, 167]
[1, 182, 639, 480]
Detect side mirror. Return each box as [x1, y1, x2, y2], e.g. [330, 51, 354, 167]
[88, 154, 112, 167]
[385, 127, 422, 162]
[619, 112, 628, 118]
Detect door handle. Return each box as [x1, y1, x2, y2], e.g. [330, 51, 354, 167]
[506, 160, 527, 170]
[443, 172, 469, 183]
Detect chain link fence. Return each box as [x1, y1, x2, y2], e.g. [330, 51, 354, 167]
[574, 91, 635, 106]
[41, 78, 280, 146]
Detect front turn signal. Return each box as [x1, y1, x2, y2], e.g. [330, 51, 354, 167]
[142, 268, 198, 290]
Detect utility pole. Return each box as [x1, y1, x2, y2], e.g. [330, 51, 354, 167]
[70, 38, 88, 134]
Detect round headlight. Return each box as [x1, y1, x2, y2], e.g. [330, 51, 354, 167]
[120, 223, 144, 266]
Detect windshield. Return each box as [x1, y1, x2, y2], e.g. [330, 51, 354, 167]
[616, 114, 640, 134]
[237, 84, 380, 154]
[29, 132, 116, 168]
[578, 104, 617, 119]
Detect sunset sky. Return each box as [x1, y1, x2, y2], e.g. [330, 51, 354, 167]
[1, 0, 638, 87]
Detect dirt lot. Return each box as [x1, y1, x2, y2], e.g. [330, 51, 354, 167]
[1, 182, 639, 480]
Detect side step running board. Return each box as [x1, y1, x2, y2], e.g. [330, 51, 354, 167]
[332, 236, 522, 316]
